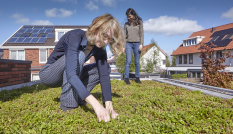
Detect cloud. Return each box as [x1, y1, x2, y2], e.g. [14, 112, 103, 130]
[45, 8, 75, 18]
[222, 7, 233, 21]
[31, 20, 53, 25]
[85, 1, 99, 11]
[143, 16, 204, 36]
[11, 13, 30, 24]
[101, 0, 115, 7]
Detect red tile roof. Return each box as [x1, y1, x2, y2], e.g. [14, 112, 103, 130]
[171, 23, 233, 56]
[141, 44, 168, 57]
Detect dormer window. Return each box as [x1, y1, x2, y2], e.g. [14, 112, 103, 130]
[55, 28, 87, 42]
[183, 36, 205, 47]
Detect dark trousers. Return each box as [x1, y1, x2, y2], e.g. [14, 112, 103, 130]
[39, 51, 109, 108]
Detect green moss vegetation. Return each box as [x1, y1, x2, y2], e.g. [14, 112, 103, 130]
[1, 80, 233, 133]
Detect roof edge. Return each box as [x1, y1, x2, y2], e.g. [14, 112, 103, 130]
[1, 25, 23, 47]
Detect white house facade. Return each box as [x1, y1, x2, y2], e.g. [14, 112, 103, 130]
[167, 23, 233, 78]
[140, 44, 168, 72]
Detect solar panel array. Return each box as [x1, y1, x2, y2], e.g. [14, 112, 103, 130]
[7, 26, 55, 43]
[208, 28, 233, 47]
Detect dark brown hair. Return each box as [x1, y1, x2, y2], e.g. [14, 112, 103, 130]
[126, 8, 142, 26]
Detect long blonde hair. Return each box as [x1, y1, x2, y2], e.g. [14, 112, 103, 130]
[86, 14, 125, 55]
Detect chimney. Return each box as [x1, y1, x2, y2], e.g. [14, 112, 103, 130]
[211, 27, 215, 32]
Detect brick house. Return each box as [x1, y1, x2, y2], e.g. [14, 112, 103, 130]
[167, 23, 233, 78]
[0, 25, 100, 81]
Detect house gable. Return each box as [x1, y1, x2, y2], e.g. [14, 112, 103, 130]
[172, 23, 233, 56]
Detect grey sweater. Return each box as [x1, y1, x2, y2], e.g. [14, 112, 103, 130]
[124, 20, 144, 45]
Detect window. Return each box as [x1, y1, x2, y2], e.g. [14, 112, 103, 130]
[216, 52, 222, 59]
[179, 55, 182, 64]
[163, 60, 166, 65]
[192, 39, 196, 45]
[10, 50, 25, 60]
[39, 49, 47, 63]
[189, 54, 193, 64]
[21, 33, 30, 37]
[183, 41, 186, 46]
[197, 73, 200, 78]
[188, 40, 191, 45]
[32, 74, 40, 81]
[184, 55, 187, 64]
[192, 72, 196, 78]
[58, 32, 65, 40]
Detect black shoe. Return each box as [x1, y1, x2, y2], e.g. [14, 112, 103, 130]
[124, 78, 131, 85]
[135, 77, 141, 84]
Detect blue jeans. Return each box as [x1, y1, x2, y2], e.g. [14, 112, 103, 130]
[124, 42, 141, 78]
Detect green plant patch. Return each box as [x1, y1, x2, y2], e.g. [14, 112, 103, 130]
[172, 74, 187, 79]
[1, 80, 233, 133]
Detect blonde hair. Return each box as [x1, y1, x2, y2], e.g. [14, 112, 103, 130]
[86, 14, 125, 55]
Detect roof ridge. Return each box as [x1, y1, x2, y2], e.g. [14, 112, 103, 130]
[141, 43, 168, 57]
[23, 25, 89, 27]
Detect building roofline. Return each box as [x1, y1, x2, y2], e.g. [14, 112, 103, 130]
[1, 25, 23, 47]
[23, 25, 89, 27]
[142, 43, 169, 57]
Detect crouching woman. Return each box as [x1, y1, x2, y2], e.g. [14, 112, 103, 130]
[39, 14, 124, 122]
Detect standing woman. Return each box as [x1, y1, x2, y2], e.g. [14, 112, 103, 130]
[124, 8, 144, 84]
[39, 14, 124, 122]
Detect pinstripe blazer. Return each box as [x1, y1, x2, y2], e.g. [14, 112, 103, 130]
[47, 29, 112, 102]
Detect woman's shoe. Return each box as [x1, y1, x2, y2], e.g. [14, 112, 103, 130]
[135, 77, 141, 84]
[124, 78, 131, 85]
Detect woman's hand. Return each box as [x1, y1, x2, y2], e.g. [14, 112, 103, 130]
[123, 48, 125, 53]
[105, 101, 119, 119]
[85, 95, 110, 122]
[139, 44, 143, 51]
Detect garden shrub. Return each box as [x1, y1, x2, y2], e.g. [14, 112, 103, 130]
[199, 42, 233, 88]
[172, 74, 187, 79]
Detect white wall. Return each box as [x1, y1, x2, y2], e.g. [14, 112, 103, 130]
[176, 50, 233, 67]
[176, 53, 202, 66]
[141, 46, 167, 70]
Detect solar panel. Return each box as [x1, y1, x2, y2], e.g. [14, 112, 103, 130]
[211, 28, 233, 37]
[18, 29, 27, 33]
[33, 27, 44, 29]
[44, 27, 54, 29]
[30, 38, 40, 43]
[224, 33, 233, 40]
[21, 33, 30, 37]
[45, 29, 53, 33]
[208, 36, 219, 43]
[215, 35, 225, 42]
[39, 29, 46, 33]
[23, 26, 33, 29]
[15, 38, 26, 43]
[37, 38, 47, 43]
[213, 39, 232, 47]
[13, 33, 23, 37]
[32, 29, 40, 33]
[25, 29, 33, 33]
[7, 38, 18, 43]
[22, 38, 33, 43]
[30, 33, 39, 37]
[46, 33, 55, 38]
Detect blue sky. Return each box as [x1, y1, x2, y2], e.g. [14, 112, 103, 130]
[1, 0, 233, 59]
